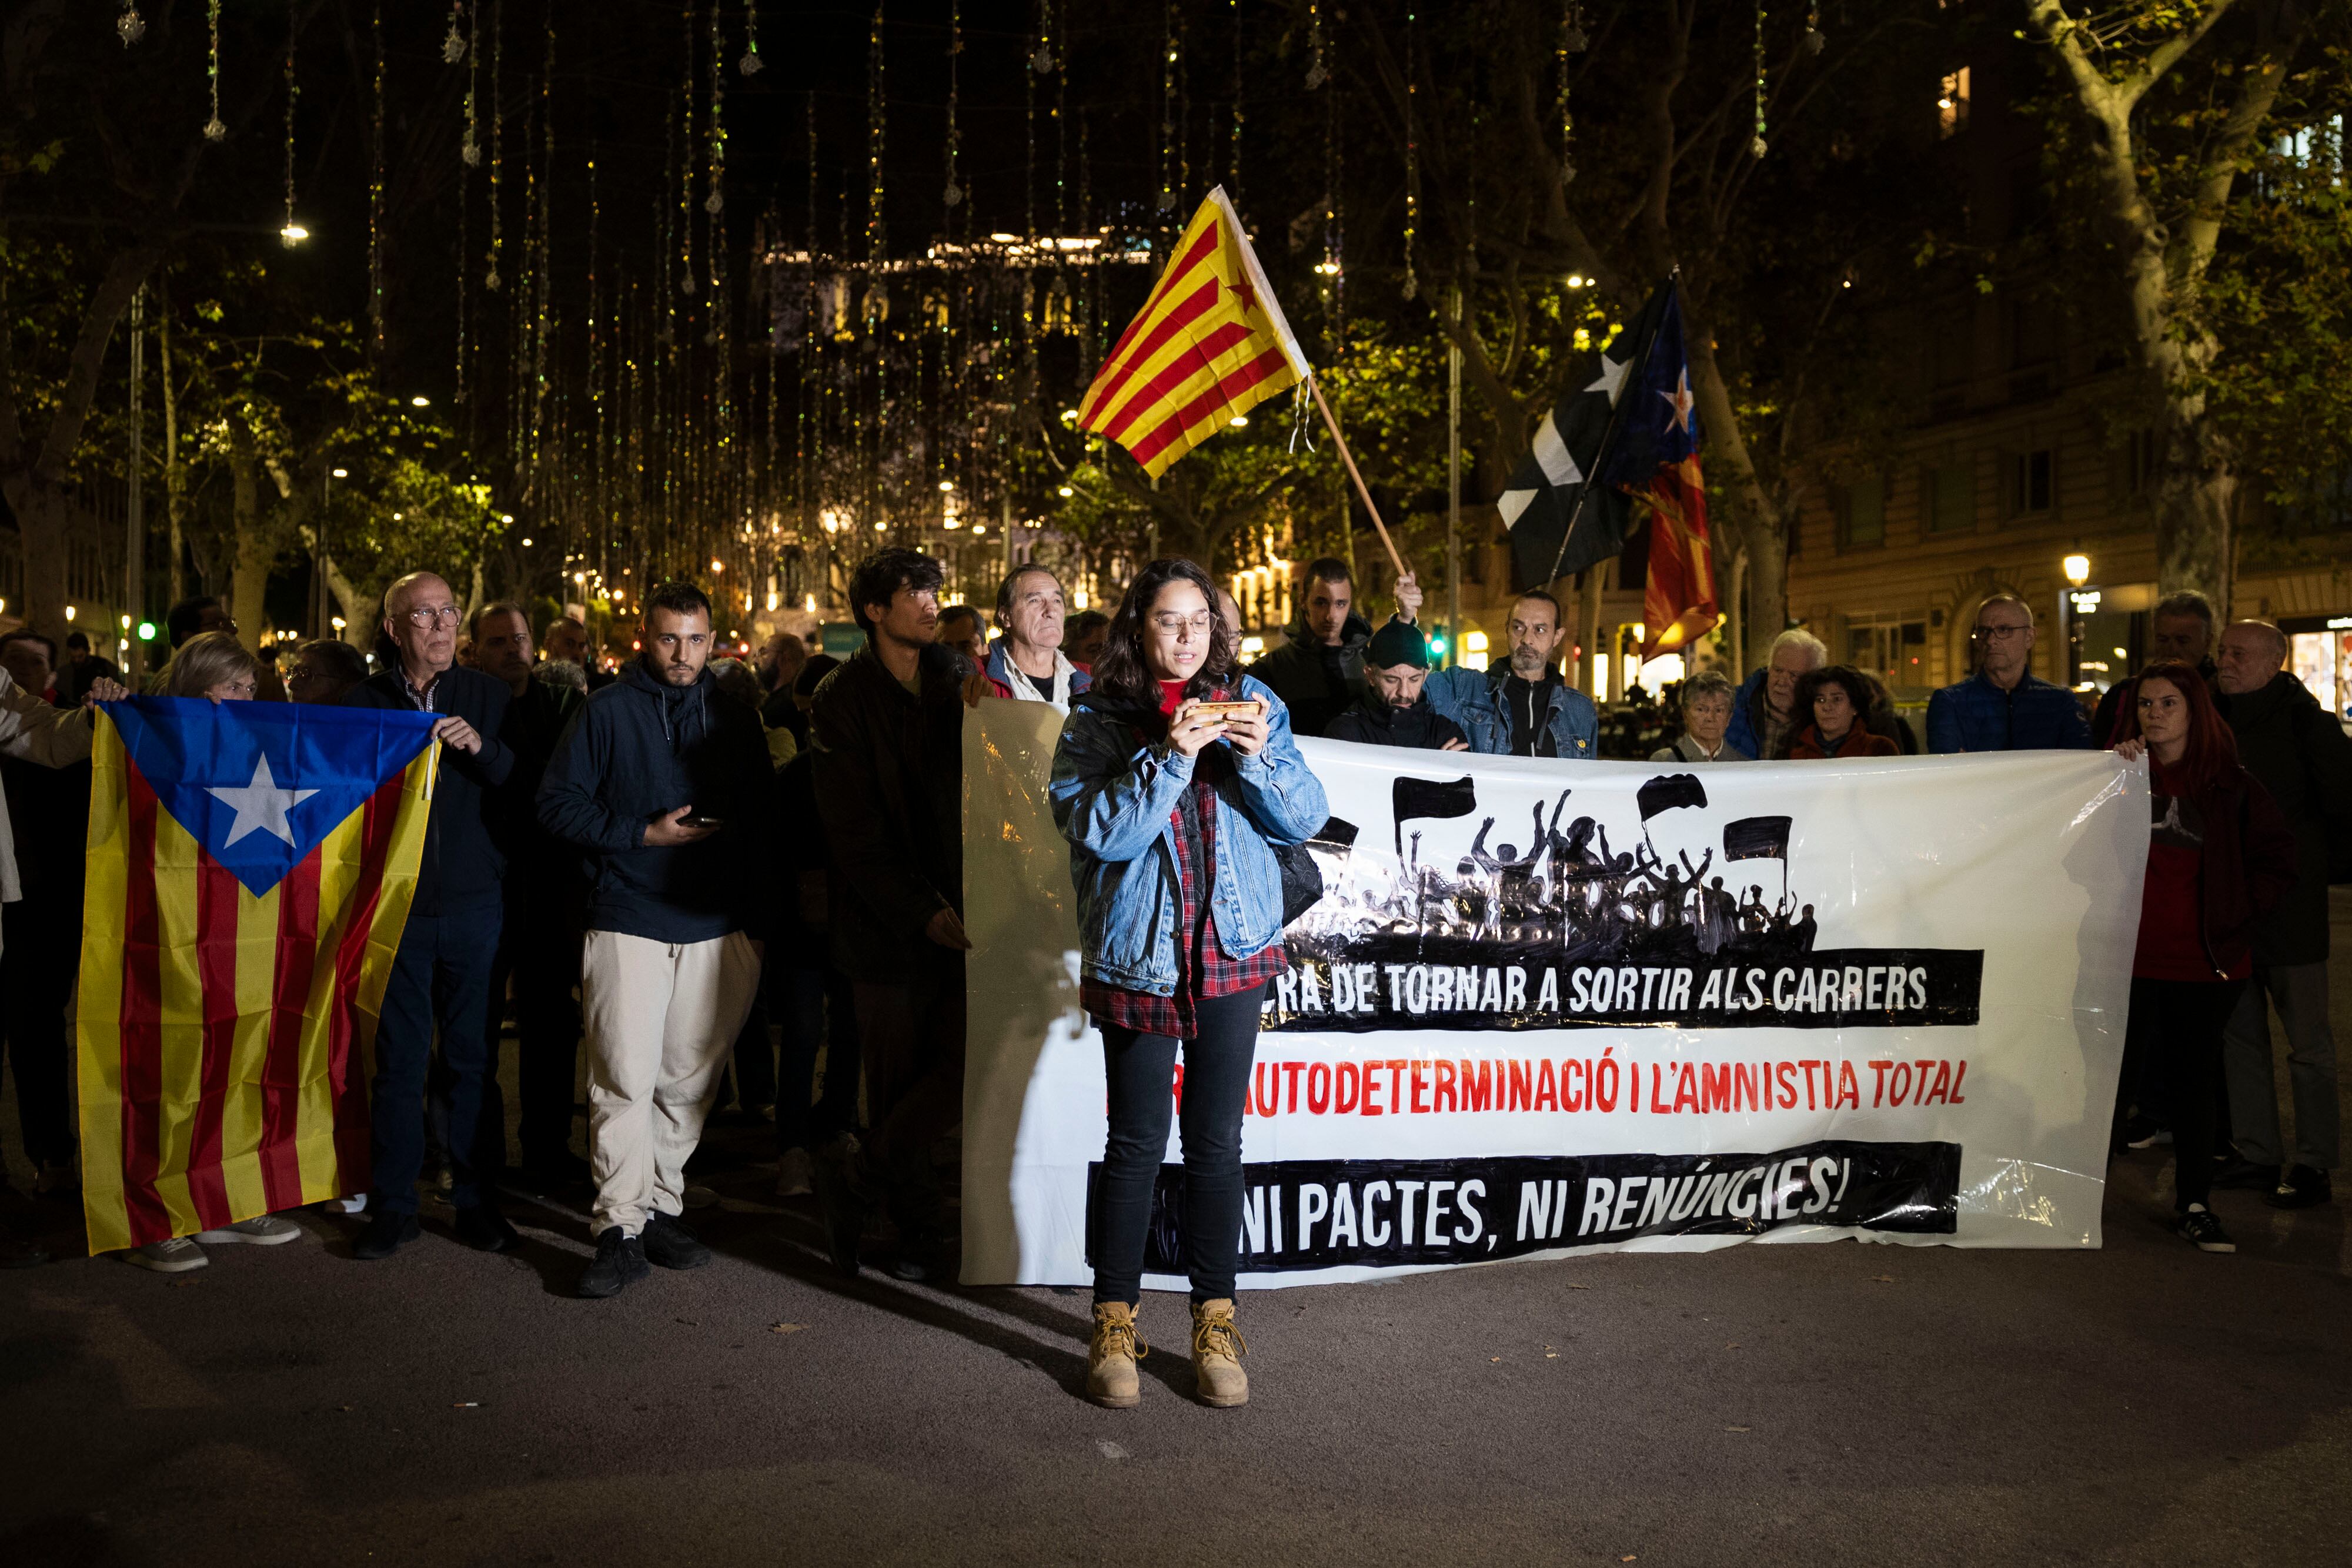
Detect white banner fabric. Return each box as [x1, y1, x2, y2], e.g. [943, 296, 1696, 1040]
[960, 700, 2149, 1289]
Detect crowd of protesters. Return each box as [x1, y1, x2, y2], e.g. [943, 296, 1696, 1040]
[0, 549, 2345, 1407]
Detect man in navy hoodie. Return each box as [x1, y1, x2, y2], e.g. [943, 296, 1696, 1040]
[341, 571, 519, 1260]
[538, 580, 771, 1299]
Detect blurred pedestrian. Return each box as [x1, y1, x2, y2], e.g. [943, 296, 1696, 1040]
[2094, 590, 2217, 744]
[56, 630, 121, 707]
[1065, 610, 1111, 673]
[937, 604, 989, 673]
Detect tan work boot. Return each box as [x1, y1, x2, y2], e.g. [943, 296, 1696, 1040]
[1190, 1298, 1249, 1407]
[1087, 1301, 1147, 1409]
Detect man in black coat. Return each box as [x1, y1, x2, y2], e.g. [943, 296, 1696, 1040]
[1326, 618, 1470, 751]
[340, 571, 520, 1260]
[1250, 557, 1374, 741]
[809, 547, 972, 1281]
[2213, 618, 2352, 1209]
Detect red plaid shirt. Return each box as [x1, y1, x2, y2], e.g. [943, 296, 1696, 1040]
[1084, 688, 1288, 1038]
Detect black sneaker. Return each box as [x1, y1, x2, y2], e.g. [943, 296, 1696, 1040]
[455, 1205, 520, 1253]
[577, 1228, 649, 1298]
[811, 1135, 865, 1278]
[640, 1211, 713, 1271]
[2173, 1205, 2236, 1253]
[2212, 1158, 2281, 1192]
[352, 1211, 422, 1261]
[2266, 1166, 2333, 1210]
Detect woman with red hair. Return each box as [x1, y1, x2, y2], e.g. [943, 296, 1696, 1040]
[2110, 660, 2296, 1253]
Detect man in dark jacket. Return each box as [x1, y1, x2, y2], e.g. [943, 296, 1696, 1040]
[539, 580, 773, 1298]
[1926, 593, 2092, 753]
[467, 601, 589, 1189]
[340, 571, 519, 1261]
[810, 548, 971, 1281]
[2213, 619, 2352, 1209]
[1326, 618, 1469, 750]
[1250, 557, 1373, 740]
[2092, 590, 2217, 745]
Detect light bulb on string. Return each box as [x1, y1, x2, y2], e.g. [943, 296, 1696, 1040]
[202, 0, 226, 141]
[118, 4, 145, 47]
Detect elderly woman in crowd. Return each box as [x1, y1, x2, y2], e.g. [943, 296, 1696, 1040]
[1652, 671, 1751, 763]
[1782, 665, 1900, 760]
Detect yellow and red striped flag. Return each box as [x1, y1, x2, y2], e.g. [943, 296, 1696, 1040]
[1077, 186, 1311, 478]
[75, 697, 440, 1254]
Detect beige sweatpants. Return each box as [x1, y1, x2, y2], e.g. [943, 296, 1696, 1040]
[582, 928, 763, 1236]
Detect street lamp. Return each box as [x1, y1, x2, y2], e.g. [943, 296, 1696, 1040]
[2063, 553, 2092, 588]
[2061, 553, 2095, 689]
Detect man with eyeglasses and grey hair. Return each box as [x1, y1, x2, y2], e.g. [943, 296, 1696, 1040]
[339, 570, 523, 1262]
[1926, 591, 2092, 753]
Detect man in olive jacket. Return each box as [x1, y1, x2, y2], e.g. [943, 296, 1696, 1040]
[808, 548, 972, 1281]
[2213, 620, 2352, 1209]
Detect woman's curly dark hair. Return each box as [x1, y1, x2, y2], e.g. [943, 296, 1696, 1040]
[1779, 663, 1876, 756]
[1087, 557, 1241, 706]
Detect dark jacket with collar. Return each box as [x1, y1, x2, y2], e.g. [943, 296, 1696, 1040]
[2219, 671, 2352, 965]
[809, 641, 967, 982]
[535, 658, 773, 944]
[342, 663, 514, 915]
[1250, 610, 1374, 742]
[1324, 692, 1466, 750]
[1925, 668, 2092, 753]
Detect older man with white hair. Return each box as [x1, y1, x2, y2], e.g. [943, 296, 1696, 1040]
[340, 570, 521, 1261]
[1725, 629, 1826, 761]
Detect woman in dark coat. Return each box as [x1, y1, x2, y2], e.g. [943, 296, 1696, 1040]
[1780, 666, 1900, 760]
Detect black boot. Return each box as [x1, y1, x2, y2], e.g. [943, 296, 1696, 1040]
[811, 1134, 864, 1278]
[641, 1211, 713, 1270]
[351, 1212, 421, 1261]
[455, 1204, 520, 1253]
[576, 1228, 649, 1298]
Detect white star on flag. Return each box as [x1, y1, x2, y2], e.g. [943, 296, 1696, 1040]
[1584, 352, 1631, 406]
[206, 754, 319, 849]
[1661, 367, 1696, 433]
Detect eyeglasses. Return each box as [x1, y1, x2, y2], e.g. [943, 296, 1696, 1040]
[401, 605, 463, 628]
[1149, 613, 1215, 636]
[1973, 623, 2032, 641]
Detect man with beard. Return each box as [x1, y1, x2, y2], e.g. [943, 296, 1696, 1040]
[1325, 619, 1469, 750]
[1404, 578, 1598, 759]
[1251, 558, 1373, 740]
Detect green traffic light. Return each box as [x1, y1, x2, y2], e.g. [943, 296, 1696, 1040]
[137, 621, 157, 640]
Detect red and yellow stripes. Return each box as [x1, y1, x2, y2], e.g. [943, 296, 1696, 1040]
[1077, 188, 1310, 480]
[1639, 456, 1722, 657]
[76, 716, 435, 1255]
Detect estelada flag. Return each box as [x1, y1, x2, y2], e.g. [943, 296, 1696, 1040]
[1598, 281, 1720, 657]
[76, 697, 440, 1253]
[1077, 186, 1311, 479]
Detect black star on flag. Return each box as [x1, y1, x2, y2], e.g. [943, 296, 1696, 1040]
[1499, 281, 1675, 591]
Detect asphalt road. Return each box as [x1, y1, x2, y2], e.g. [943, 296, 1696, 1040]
[5, 894, 2348, 1568]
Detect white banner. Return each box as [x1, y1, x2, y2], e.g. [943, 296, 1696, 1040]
[961, 701, 2149, 1289]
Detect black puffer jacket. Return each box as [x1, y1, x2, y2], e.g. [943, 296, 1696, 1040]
[536, 658, 773, 944]
[808, 641, 966, 982]
[2219, 672, 2352, 965]
[1324, 692, 1466, 750]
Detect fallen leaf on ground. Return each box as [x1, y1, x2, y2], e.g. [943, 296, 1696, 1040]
[1622, 1556, 1639, 1562]
[1725, 1425, 1752, 1433]
[1545, 1352, 1559, 1359]
[1096, 1439, 1130, 1460]
[769, 1322, 806, 1335]
[453, 1402, 480, 1409]
[1490, 1356, 1502, 1362]
[1870, 1275, 1895, 1283]
[1566, 1283, 1591, 1290]
[1726, 1342, 1740, 1349]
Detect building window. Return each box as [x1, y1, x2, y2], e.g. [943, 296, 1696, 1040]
[1926, 463, 1975, 534]
[1835, 474, 1886, 549]
[1848, 616, 1930, 687]
[2007, 449, 2054, 517]
[1937, 68, 1971, 137]
[2120, 429, 2159, 499]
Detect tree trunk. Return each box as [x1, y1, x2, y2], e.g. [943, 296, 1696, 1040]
[2154, 392, 2236, 611]
[4, 480, 73, 646]
[228, 435, 270, 647]
[1685, 311, 1788, 671]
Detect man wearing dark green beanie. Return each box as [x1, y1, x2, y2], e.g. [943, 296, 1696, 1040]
[1324, 618, 1469, 751]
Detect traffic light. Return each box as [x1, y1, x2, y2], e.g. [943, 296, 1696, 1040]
[1427, 624, 1450, 661]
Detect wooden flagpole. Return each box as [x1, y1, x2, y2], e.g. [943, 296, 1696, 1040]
[1307, 375, 1408, 580]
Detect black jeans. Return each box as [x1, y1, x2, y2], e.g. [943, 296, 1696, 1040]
[468, 898, 584, 1172]
[853, 952, 965, 1238]
[1092, 984, 1265, 1308]
[0, 900, 78, 1172]
[2113, 976, 2246, 1212]
[775, 965, 861, 1154]
[372, 902, 503, 1215]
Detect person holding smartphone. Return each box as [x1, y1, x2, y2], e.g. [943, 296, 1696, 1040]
[537, 580, 773, 1299]
[1049, 558, 1327, 1410]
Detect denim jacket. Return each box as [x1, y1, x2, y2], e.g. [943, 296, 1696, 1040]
[1048, 674, 1329, 996]
[1423, 664, 1599, 759]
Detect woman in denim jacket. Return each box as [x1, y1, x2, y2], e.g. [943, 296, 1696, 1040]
[1048, 559, 1327, 1411]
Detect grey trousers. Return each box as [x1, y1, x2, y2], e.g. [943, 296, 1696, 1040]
[2221, 961, 2339, 1171]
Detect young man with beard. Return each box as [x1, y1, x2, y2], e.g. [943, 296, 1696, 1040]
[1325, 619, 1469, 750]
[1250, 558, 1374, 740]
[538, 581, 773, 1298]
[1400, 577, 1599, 758]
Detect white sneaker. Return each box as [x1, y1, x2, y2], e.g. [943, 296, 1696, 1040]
[127, 1236, 209, 1272]
[323, 1192, 368, 1215]
[776, 1148, 814, 1198]
[195, 1214, 303, 1245]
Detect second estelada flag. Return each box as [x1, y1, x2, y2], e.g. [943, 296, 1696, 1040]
[1077, 186, 1311, 478]
[75, 697, 441, 1254]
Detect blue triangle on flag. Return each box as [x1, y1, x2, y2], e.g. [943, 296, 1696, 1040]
[106, 698, 441, 898]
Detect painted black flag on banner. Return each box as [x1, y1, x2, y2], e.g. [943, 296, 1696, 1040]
[1500, 282, 1675, 591]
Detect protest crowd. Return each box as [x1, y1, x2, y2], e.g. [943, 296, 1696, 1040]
[0, 547, 2346, 1412]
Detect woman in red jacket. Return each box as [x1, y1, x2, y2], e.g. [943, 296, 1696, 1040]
[1780, 666, 1900, 760]
[2110, 660, 2297, 1253]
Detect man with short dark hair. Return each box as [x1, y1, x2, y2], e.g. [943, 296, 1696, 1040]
[1409, 579, 1599, 758]
[936, 604, 988, 673]
[57, 630, 121, 707]
[286, 638, 368, 705]
[1326, 620, 1468, 750]
[539, 580, 773, 1298]
[809, 547, 972, 1280]
[984, 566, 1090, 708]
[1926, 593, 2092, 753]
[163, 596, 234, 651]
[1064, 610, 1111, 673]
[2093, 590, 2218, 743]
[2212, 618, 2352, 1210]
[1250, 558, 1373, 738]
[340, 571, 520, 1261]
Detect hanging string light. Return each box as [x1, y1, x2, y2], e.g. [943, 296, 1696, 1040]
[117, 4, 145, 48]
[705, 0, 726, 217]
[1805, 2, 1825, 53]
[1305, 0, 1327, 91]
[678, 9, 697, 295]
[486, 0, 504, 290]
[1558, 3, 1583, 186]
[369, 2, 387, 350]
[280, 0, 303, 246]
[1751, 1, 1769, 159]
[443, 0, 465, 63]
[741, 1, 764, 75]
[1402, 5, 1419, 301]
[1157, 2, 1177, 213]
[943, 1, 963, 211]
[866, 4, 886, 272]
[202, 0, 226, 141]
[1228, 0, 1243, 198]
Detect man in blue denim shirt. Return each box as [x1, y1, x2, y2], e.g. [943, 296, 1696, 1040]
[1397, 576, 1599, 760]
[1925, 591, 2092, 753]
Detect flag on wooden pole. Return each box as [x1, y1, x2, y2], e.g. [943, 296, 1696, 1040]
[1077, 186, 1311, 479]
[75, 698, 440, 1254]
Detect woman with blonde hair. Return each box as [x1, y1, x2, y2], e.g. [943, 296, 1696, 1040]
[156, 631, 265, 703]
